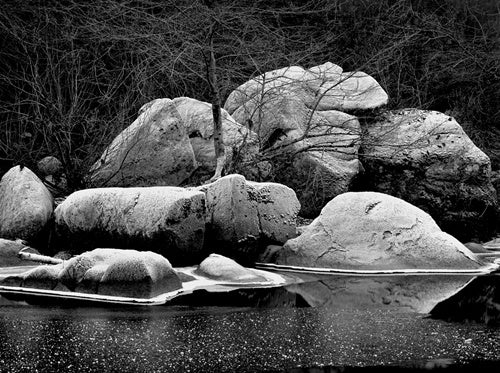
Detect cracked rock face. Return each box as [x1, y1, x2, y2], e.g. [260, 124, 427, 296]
[360, 109, 497, 241]
[276, 191, 484, 270]
[54, 187, 206, 264]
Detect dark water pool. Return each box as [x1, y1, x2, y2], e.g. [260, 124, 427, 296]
[1, 273, 500, 372]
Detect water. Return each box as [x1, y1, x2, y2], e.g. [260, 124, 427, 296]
[1, 273, 500, 372]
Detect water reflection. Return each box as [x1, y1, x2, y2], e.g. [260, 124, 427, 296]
[431, 274, 500, 325]
[1, 272, 500, 371]
[286, 274, 475, 313]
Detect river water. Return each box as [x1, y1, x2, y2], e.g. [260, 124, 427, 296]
[1, 273, 500, 372]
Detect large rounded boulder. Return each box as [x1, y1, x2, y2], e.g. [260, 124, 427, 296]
[89, 97, 259, 187]
[0, 166, 53, 242]
[360, 109, 497, 241]
[276, 192, 485, 271]
[54, 187, 205, 264]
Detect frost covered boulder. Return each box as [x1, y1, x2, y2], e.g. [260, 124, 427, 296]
[196, 254, 266, 283]
[276, 192, 485, 271]
[54, 187, 205, 264]
[89, 97, 259, 187]
[0, 166, 53, 242]
[360, 109, 497, 240]
[9, 249, 182, 298]
[196, 174, 300, 260]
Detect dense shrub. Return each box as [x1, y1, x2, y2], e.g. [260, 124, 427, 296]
[0, 0, 499, 187]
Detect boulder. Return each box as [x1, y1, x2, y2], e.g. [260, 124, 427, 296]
[276, 191, 485, 271]
[360, 109, 497, 240]
[0, 238, 40, 267]
[89, 97, 260, 187]
[174, 97, 263, 182]
[228, 66, 364, 217]
[314, 71, 389, 111]
[195, 254, 266, 282]
[37, 156, 67, 196]
[0, 166, 53, 242]
[269, 110, 362, 216]
[13, 249, 182, 298]
[196, 174, 300, 261]
[22, 265, 62, 290]
[224, 63, 388, 115]
[463, 242, 489, 254]
[54, 187, 205, 264]
[224, 66, 317, 115]
[37, 156, 63, 177]
[89, 98, 197, 187]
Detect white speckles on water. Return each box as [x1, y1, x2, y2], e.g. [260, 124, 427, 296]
[0, 303, 499, 372]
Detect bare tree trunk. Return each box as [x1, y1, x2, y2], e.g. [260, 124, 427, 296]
[208, 37, 225, 182]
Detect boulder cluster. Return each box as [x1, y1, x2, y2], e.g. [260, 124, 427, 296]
[0, 168, 300, 265]
[0, 62, 497, 300]
[87, 62, 497, 240]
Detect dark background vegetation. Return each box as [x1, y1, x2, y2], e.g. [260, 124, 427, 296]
[0, 0, 499, 190]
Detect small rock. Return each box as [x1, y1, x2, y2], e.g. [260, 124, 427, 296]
[37, 156, 63, 177]
[196, 254, 265, 282]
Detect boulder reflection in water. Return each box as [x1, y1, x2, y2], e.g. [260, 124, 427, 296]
[431, 274, 500, 325]
[284, 274, 474, 313]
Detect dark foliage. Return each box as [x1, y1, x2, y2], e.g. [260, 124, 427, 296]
[0, 0, 499, 188]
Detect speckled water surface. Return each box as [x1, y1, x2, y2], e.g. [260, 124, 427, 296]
[0, 297, 499, 373]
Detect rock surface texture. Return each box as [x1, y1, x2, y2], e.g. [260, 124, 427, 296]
[12, 249, 182, 298]
[360, 109, 497, 240]
[196, 174, 300, 261]
[0, 166, 53, 242]
[54, 187, 206, 264]
[89, 97, 258, 187]
[276, 192, 485, 271]
[225, 63, 384, 216]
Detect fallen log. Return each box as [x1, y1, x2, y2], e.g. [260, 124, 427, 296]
[17, 248, 63, 265]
